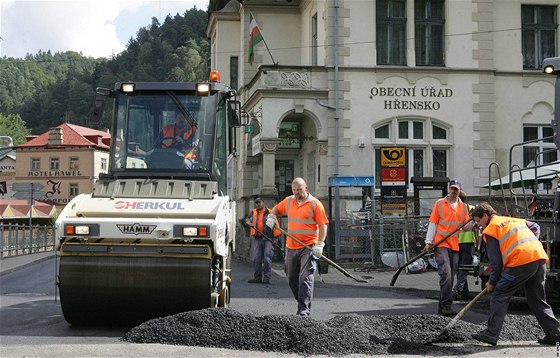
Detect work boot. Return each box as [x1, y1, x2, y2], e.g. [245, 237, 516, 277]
[438, 306, 456, 317]
[537, 330, 560, 345]
[472, 330, 498, 346]
[247, 278, 262, 283]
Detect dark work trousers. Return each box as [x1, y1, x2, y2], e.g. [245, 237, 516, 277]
[285, 247, 317, 315]
[486, 260, 560, 338]
[435, 246, 459, 310]
[251, 238, 275, 282]
[455, 243, 474, 295]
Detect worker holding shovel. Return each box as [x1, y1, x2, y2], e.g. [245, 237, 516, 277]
[470, 202, 560, 346]
[247, 198, 282, 284]
[266, 177, 329, 317]
[423, 179, 474, 317]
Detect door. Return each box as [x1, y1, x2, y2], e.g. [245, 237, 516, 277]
[275, 160, 294, 199]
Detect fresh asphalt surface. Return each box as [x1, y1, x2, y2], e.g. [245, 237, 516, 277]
[1, 251, 558, 357]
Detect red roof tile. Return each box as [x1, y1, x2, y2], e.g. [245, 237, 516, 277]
[17, 123, 111, 150]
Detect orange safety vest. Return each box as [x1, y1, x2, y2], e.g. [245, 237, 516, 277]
[482, 215, 548, 268]
[429, 198, 469, 251]
[249, 208, 281, 238]
[274, 194, 329, 250]
[161, 124, 197, 150]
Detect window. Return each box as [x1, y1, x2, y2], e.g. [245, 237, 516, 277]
[69, 157, 79, 170]
[311, 12, 318, 66]
[415, 0, 445, 66]
[101, 158, 107, 171]
[374, 118, 451, 187]
[278, 121, 301, 149]
[31, 158, 40, 170]
[523, 125, 558, 166]
[229, 57, 238, 90]
[522, 5, 557, 70]
[398, 120, 424, 139]
[69, 184, 79, 197]
[50, 158, 59, 170]
[377, 0, 407, 65]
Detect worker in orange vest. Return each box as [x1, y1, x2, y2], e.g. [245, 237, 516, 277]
[266, 177, 329, 317]
[470, 202, 560, 346]
[247, 197, 282, 284]
[159, 112, 198, 152]
[423, 179, 473, 317]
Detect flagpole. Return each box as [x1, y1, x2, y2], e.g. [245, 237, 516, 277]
[261, 37, 277, 66]
[249, 11, 277, 66]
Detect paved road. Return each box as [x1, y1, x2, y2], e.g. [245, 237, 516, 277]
[1, 252, 558, 357]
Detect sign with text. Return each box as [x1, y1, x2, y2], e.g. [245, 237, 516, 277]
[382, 202, 407, 215]
[380, 147, 406, 167]
[12, 182, 45, 192]
[381, 167, 406, 184]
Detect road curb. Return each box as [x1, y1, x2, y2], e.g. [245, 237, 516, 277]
[0, 251, 56, 277]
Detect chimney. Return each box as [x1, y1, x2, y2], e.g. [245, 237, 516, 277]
[48, 127, 63, 145]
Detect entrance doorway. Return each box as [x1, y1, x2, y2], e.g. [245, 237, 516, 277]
[275, 160, 294, 199]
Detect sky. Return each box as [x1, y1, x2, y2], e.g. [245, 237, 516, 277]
[0, 0, 210, 59]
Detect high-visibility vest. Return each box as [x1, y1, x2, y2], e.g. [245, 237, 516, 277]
[274, 194, 329, 250]
[250, 208, 281, 238]
[458, 230, 477, 244]
[429, 198, 469, 251]
[161, 124, 197, 150]
[482, 215, 548, 268]
[459, 204, 477, 244]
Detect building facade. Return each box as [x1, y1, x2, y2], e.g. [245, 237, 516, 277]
[14, 123, 111, 206]
[207, 0, 558, 221]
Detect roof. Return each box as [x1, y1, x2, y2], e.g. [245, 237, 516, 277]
[0, 147, 16, 160]
[0, 199, 64, 219]
[16, 123, 111, 150]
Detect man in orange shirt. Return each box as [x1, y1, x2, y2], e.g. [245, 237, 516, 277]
[159, 112, 198, 153]
[470, 202, 559, 346]
[266, 177, 329, 317]
[247, 198, 281, 284]
[423, 179, 472, 317]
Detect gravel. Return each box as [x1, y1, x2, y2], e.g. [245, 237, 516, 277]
[122, 308, 545, 356]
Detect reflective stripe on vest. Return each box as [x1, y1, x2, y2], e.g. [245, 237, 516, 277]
[435, 199, 467, 238]
[286, 197, 319, 236]
[161, 125, 196, 148]
[483, 216, 548, 267]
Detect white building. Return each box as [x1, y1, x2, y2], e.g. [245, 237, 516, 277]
[207, 0, 558, 221]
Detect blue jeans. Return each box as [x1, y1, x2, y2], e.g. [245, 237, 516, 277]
[251, 238, 275, 282]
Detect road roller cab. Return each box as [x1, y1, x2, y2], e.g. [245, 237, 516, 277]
[55, 74, 240, 325]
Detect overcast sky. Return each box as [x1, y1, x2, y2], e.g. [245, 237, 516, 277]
[0, 0, 209, 59]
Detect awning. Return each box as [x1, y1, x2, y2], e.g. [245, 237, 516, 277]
[481, 164, 560, 190]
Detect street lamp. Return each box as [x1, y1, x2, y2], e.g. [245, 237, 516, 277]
[543, 57, 560, 149]
[543, 57, 560, 218]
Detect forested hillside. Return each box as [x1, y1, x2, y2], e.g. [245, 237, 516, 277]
[0, 6, 209, 140]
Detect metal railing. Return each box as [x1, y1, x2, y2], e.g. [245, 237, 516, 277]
[0, 223, 55, 258]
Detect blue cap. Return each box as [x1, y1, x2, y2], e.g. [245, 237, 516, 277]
[448, 179, 462, 189]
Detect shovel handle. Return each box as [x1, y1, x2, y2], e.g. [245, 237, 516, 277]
[275, 226, 369, 283]
[390, 219, 473, 286]
[444, 287, 489, 330]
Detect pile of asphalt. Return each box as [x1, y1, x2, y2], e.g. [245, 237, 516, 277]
[122, 308, 543, 356]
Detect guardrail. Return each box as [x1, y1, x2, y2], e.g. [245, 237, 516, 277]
[0, 223, 55, 259]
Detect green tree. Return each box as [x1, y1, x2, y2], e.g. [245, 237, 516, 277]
[0, 113, 30, 145]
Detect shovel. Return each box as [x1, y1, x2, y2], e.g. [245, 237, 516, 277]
[429, 287, 489, 344]
[390, 219, 473, 286]
[245, 221, 285, 255]
[275, 226, 371, 283]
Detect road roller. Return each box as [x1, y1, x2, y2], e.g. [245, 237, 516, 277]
[55, 73, 239, 325]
